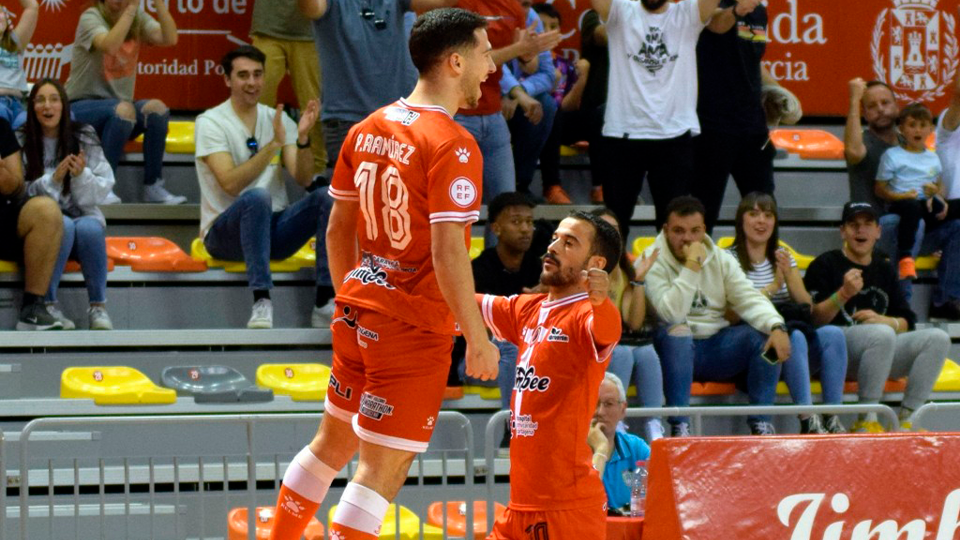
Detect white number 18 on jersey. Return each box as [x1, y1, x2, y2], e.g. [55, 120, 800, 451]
[354, 161, 412, 250]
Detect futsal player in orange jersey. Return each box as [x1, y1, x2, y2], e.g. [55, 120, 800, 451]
[266, 9, 499, 540]
[480, 211, 623, 540]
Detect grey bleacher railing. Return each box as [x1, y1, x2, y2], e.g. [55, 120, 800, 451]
[482, 403, 899, 532]
[14, 411, 475, 540]
[913, 402, 960, 432]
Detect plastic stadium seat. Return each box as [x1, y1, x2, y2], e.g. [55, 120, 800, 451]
[427, 501, 506, 539]
[470, 236, 485, 260]
[64, 259, 116, 273]
[228, 506, 324, 540]
[769, 129, 844, 160]
[927, 131, 936, 151]
[61, 367, 176, 405]
[842, 379, 907, 394]
[444, 386, 465, 400]
[691, 382, 737, 396]
[107, 237, 207, 272]
[714, 237, 814, 270]
[559, 141, 589, 157]
[933, 359, 960, 392]
[190, 238, 309, 273]
[124, 121, 196, 155]
[464, 385, 501, 400]
[0, 260, 16, 272]
[256, 363, 330, 401]
[916, 254, 939, 271]
[161, 366, 273, 403]
[328, 504, 421, 540]
[631, 237, 657, 258]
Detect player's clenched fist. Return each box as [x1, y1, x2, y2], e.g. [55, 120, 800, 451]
[465, 339, 500, 382]
[582, 267, 610, 306]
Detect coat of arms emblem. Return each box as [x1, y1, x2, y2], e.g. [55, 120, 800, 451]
[873, 0, 959, 102]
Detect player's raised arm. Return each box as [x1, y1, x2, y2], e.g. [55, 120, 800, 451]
[433, 222, 499, 380]
[583, 267, 621, 347]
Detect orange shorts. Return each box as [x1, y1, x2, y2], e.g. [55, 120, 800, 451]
[324, 302, 453, 453]
[486, 504, 606, 540]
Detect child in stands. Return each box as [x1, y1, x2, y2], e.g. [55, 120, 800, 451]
[19, 79, 116, 330]
[875, 103, 949, 280]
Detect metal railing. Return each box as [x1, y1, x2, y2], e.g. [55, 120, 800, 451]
[913, 401, 960, 431]
[13, 411, 476, 540]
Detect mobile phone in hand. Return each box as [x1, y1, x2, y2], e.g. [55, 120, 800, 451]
[761, 347, 779, 365]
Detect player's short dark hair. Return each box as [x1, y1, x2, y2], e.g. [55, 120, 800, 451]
[488, 192, 536, 223]
[899, 102, 933, 125]
[221, 45, 266, 77]
[532, 3, 560, 22]
[568, 210, 621, 274]
[664, 195, 706, 223]
[865, 80, 894, 95]
[409, 8, 487, 76]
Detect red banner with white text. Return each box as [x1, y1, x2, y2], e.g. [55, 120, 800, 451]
[16, 0, 960, 114]
[644, 434, 960, 540]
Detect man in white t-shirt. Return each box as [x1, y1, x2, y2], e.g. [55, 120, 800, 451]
[590, 0, 721, 239]
[195, 45, 333, 329]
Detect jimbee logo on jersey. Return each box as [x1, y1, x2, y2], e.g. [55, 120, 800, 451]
[514, 366, 551, 392]
[449, 177, 477, 208]
[359, 392, 395, 421]
[346, 266, 395, 289]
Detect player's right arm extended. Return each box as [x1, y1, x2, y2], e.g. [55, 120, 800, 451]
[326, 199, 359, 293]
[432, 222, 499, 381]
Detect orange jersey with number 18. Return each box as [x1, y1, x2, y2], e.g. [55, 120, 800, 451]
[329, 99, 483, 335]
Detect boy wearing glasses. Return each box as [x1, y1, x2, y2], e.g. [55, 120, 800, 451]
[194, 45, 330, 329]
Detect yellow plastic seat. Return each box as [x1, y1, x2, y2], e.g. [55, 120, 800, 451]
[916, 254, 939, 271]
[128, 121, 196, 154]
[61, 367, 176, 405]
[631, 237, 657, 258]
[256, 363, 330, 401]
[463, 385, 501, 400]
[328, 504, 421, 540]
[933, 359, 960, 392]
[190, 238, 309, 273]
[469, 237, 485, 260]
[0, 260, 18, 272]
[715, 237, 814, 270]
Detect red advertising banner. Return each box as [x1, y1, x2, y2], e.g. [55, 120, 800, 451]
[644, 434, 960, 540]
[14, 0, 960, 114]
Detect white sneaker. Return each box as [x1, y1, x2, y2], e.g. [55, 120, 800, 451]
[248, 299, 273, 329]
[644, 418, 665, 442]
[101, 191, 122, 205]
[311, 299, 335, 328]
[143, 180, 187, 205]
[46, 304, 76, 330]
[88, 306, 113, 330]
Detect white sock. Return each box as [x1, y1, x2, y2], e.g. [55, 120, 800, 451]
[281, 446, 338, 502]
[332, 482, 390, 535]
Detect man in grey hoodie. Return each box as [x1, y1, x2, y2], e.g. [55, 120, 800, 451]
[644, 196, 790, 436]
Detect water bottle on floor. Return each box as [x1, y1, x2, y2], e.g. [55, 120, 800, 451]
[630, 460, 648, 517]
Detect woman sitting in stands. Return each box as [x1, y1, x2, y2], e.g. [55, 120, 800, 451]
[0, 0, 38, 128]
[728, 192, 849, 433]
[64, 0, 185, 204]
[19, 78, 116, 330]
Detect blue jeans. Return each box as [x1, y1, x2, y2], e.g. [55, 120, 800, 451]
[203, 187, 332, 291]
[454, 112, 516, 247]
[779, 330, 812, 406]
[46, 216, 108, 304]
[881, 213, 960, 305]
[508, 92, 557, 194]
[654, 324, 781, 424]
[71, 99, 169, 185]
[496, 340, 519, 410]
[607, 344, 663, 408]
[0, 96, 25, 129]
[808, 325, 848, 405]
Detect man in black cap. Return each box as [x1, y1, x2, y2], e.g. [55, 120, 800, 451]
[803, 202, 950, 433]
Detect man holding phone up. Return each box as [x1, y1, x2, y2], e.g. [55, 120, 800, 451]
[804, 202, 949, 433]
[644, 196, 790, 436]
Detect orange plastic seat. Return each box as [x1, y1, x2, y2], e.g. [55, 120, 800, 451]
[444, 386, 465, 400]
[927, 131, 936, 151]
[842, 379, 907, 394]
[769, 129, 844, 160]
[64, 259, 115, 273]
[426, 501, 506, 539]
[691, 382, 737, 396]
[228, 506, 324, 540]
[106, 237, 207, 272]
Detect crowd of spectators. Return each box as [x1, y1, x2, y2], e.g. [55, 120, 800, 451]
[0, 0, 957, 438]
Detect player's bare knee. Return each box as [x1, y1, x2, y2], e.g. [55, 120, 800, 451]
[309, 415, 358, 470]
[141, 99, 169, 117]
[114, 101, 136, 122]
[667, 324, 692, 337]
